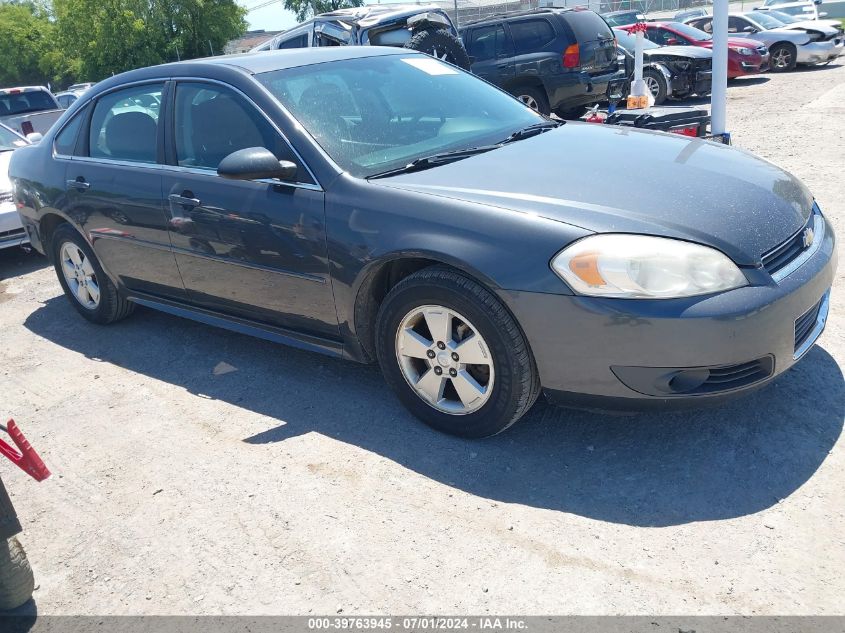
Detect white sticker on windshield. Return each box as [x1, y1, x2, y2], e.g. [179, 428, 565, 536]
[401, 57, 459, 75]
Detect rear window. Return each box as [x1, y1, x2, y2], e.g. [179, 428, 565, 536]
[0, 90, 57, 116]
[564, 10, 614, 43]
[509, 19, 557, 54]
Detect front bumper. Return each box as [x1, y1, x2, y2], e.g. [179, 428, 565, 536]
[0, 202, 29, 250]
[797, 39, 844, 64]
[504, 213, 837, 409]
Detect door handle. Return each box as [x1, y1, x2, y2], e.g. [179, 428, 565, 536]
[169, 193, 201, 208]
[66, 178, 89, 191]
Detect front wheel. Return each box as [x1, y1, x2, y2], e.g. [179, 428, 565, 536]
[643, 68, 668, 106]
[375, 266, 540, 438]
[0, 537, 35, 610]
[769, 43, 797, 72]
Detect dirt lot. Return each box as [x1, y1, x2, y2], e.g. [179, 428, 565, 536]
[1, 63, 844, 615]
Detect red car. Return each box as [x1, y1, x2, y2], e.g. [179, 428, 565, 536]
[621, 21, 769, 78]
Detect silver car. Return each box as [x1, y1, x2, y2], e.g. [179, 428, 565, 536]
[685, 12, 843, 70]
[0, 123, 30, 250]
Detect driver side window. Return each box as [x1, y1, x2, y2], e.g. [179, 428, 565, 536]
[173, 82, 310, 182]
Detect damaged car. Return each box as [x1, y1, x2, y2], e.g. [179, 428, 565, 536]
[614, 28, 712, 104]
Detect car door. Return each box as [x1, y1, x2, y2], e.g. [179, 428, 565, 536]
[464, 23, 514, 86]
[161, 80, 337, 339]
[62, 81, 187, 300]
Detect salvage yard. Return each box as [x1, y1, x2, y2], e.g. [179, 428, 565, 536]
[1, 63, 844, 615]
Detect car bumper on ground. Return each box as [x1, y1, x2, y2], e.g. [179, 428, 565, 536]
[797, 39, 844, 65]
[504, 211, 837, 410]
[0, 203, 28, 250]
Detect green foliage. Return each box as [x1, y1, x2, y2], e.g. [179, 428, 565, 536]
[283, 0, 364, 24]
[0, 0, 247, 87]
[0, 1, 63, 86]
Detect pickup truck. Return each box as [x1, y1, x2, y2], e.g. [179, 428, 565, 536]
[0, 86, 64, 138]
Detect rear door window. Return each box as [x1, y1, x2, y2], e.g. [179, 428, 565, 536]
[88, 83, 163, 163]
[277, 34, 308, 49]
[509, 19, 556, 54]
[467, 24, 509, 61]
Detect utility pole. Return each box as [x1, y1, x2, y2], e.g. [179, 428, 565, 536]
[208, 40, 215, 56]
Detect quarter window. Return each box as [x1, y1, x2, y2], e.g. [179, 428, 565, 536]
[277, 34, 308, 49]
[173, 82, 304, 176]
[88, 83, 163, 163]
[509, 19, 556, 54]
[54, 105, 87, 156]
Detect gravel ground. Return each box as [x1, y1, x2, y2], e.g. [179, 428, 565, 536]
[1, 63, 844, 615]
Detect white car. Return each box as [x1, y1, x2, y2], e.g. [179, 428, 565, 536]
[686, 11, 843, 70]
[0, 123, 30, 250]
[759, 8, 845, 34]
[757, 1, 828, 20]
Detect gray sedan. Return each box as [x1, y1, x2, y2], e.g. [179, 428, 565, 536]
[9, 47, 837, 437]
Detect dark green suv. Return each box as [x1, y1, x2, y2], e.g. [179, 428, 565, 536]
[459, 8, 627, 117]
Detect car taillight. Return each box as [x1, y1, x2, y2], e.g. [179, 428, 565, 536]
[563, 43, 580, 68]
[671, 125, 700, 137]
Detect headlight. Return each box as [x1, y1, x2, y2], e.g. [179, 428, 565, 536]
[735, 47, 754, 56]
[551, 234, 748, 299]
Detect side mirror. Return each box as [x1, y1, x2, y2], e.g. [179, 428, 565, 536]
[666, 37, 679, 45]
[217, 147, 297, 182]
[25, 132, 43, 144]
[743, 26, 757, 33]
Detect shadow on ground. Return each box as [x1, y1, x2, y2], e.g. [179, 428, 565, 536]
[24, 295, 844, 527]
[0, 249, 47, 282]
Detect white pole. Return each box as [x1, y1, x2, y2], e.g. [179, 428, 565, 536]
[711, 0, 729, 135]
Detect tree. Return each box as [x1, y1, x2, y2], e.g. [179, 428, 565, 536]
[0, 1, 62, 86]
[52, 0, 247, 81]
[283, 0, 364, 24]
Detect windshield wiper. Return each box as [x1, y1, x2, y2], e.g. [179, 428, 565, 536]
[499, 120, 563, 145]
[368, 145, 500, 179]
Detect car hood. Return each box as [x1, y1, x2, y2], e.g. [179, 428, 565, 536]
[645, 45, 713, 59]
[374, 124, 813, 266]
[780, 19, 842, 35]
[696, 37, 766, 48]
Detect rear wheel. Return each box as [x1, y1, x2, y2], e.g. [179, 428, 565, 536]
[375, 266, 540, 438]
[51, 223, 134, 324]
[769, 43, 797, 72]
[512, 86, 550, 116]
[404, 28, 471, 70]
[0, 537, 34, 610]
[643, 68, 668, 105]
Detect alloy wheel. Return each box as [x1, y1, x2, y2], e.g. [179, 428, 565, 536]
[644, 75, 660, 98]
[59, 242, 100, 309]
[518, 94, 539, 111]
[395, 305, 495, 415]
[773, 48, 792, 69]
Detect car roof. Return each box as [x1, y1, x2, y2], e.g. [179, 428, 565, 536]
[461, 6, 580, 27]
[111, 46, 414, 83]
[603, 9, 641, 15]
[314, 3, 443, 23]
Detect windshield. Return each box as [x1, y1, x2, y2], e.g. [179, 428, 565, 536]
[0, 125, 27, 151]
[614, 29, 660, 50]
[258, 55, 542, 178]
[667, 21, 712, 40]
[746, 12, 786, 28]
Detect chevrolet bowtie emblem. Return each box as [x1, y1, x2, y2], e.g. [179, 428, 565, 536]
[802, 227, 815, 249]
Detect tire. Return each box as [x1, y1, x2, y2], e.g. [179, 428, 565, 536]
[51, 223, 135, 325]
[404, 28, 472, 71]
[643, 68, 668, 106]
[375, 266, 540, 438]
[769, 43, 797, 72]
[511, 85, 551, 116]
[0, 537, 34, 611]
[554, 105, 586, 120]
